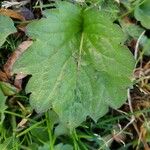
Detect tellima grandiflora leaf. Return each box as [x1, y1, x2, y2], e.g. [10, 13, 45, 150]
[13, 2, 135, 129]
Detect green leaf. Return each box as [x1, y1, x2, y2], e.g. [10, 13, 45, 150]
[39, 143, 73, 150]
[47, 110, 59, 128]
[0, 15, 16, 47]
[13, 2, 135, 129]
[0, 137, 13, 150]
[31, 127, 49, 142]
[54, 123, 69, 137]
[54, 143, 73, 150]
[28, 143, 39, 150]
[0, 87, 7, 126]
[142, 38, 150, 56]
[120, 20, 144, 39]
[38, 143, 49, 150]
[100, 0, 120, 21]
[134, 0, 150, 29]
[137, 34, 150, 56]
[0, 81, 18, 96]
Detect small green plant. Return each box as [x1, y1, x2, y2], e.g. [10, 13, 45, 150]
[2, 0, 150, 149]
[12, 1, 135, 129]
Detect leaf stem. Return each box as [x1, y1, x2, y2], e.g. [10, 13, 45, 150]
[71, 129, 80, 150]
[45, 112, 54, 150]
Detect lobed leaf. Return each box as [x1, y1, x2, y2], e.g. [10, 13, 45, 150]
[13, 2, 135, 129]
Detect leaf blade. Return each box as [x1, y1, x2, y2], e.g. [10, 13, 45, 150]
[13, 2, 135, 129]
[0, 15, 16, 47]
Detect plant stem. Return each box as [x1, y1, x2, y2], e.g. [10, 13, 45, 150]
[71, 129, 80, 150]
[45, 111, 54, 150]
[16, 120, 45, 137]
[11, 115, 18, 150]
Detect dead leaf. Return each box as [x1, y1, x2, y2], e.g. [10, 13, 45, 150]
[0, 8, 25, 21]
[0, 70, 10, 82]
[139, 122, 150, 150]
[17, 114, 31, 128]
[14, 73, 27, 89]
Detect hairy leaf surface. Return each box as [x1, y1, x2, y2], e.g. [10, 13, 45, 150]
[13, 2, 135, 128]
[0, 15, 16, 47]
